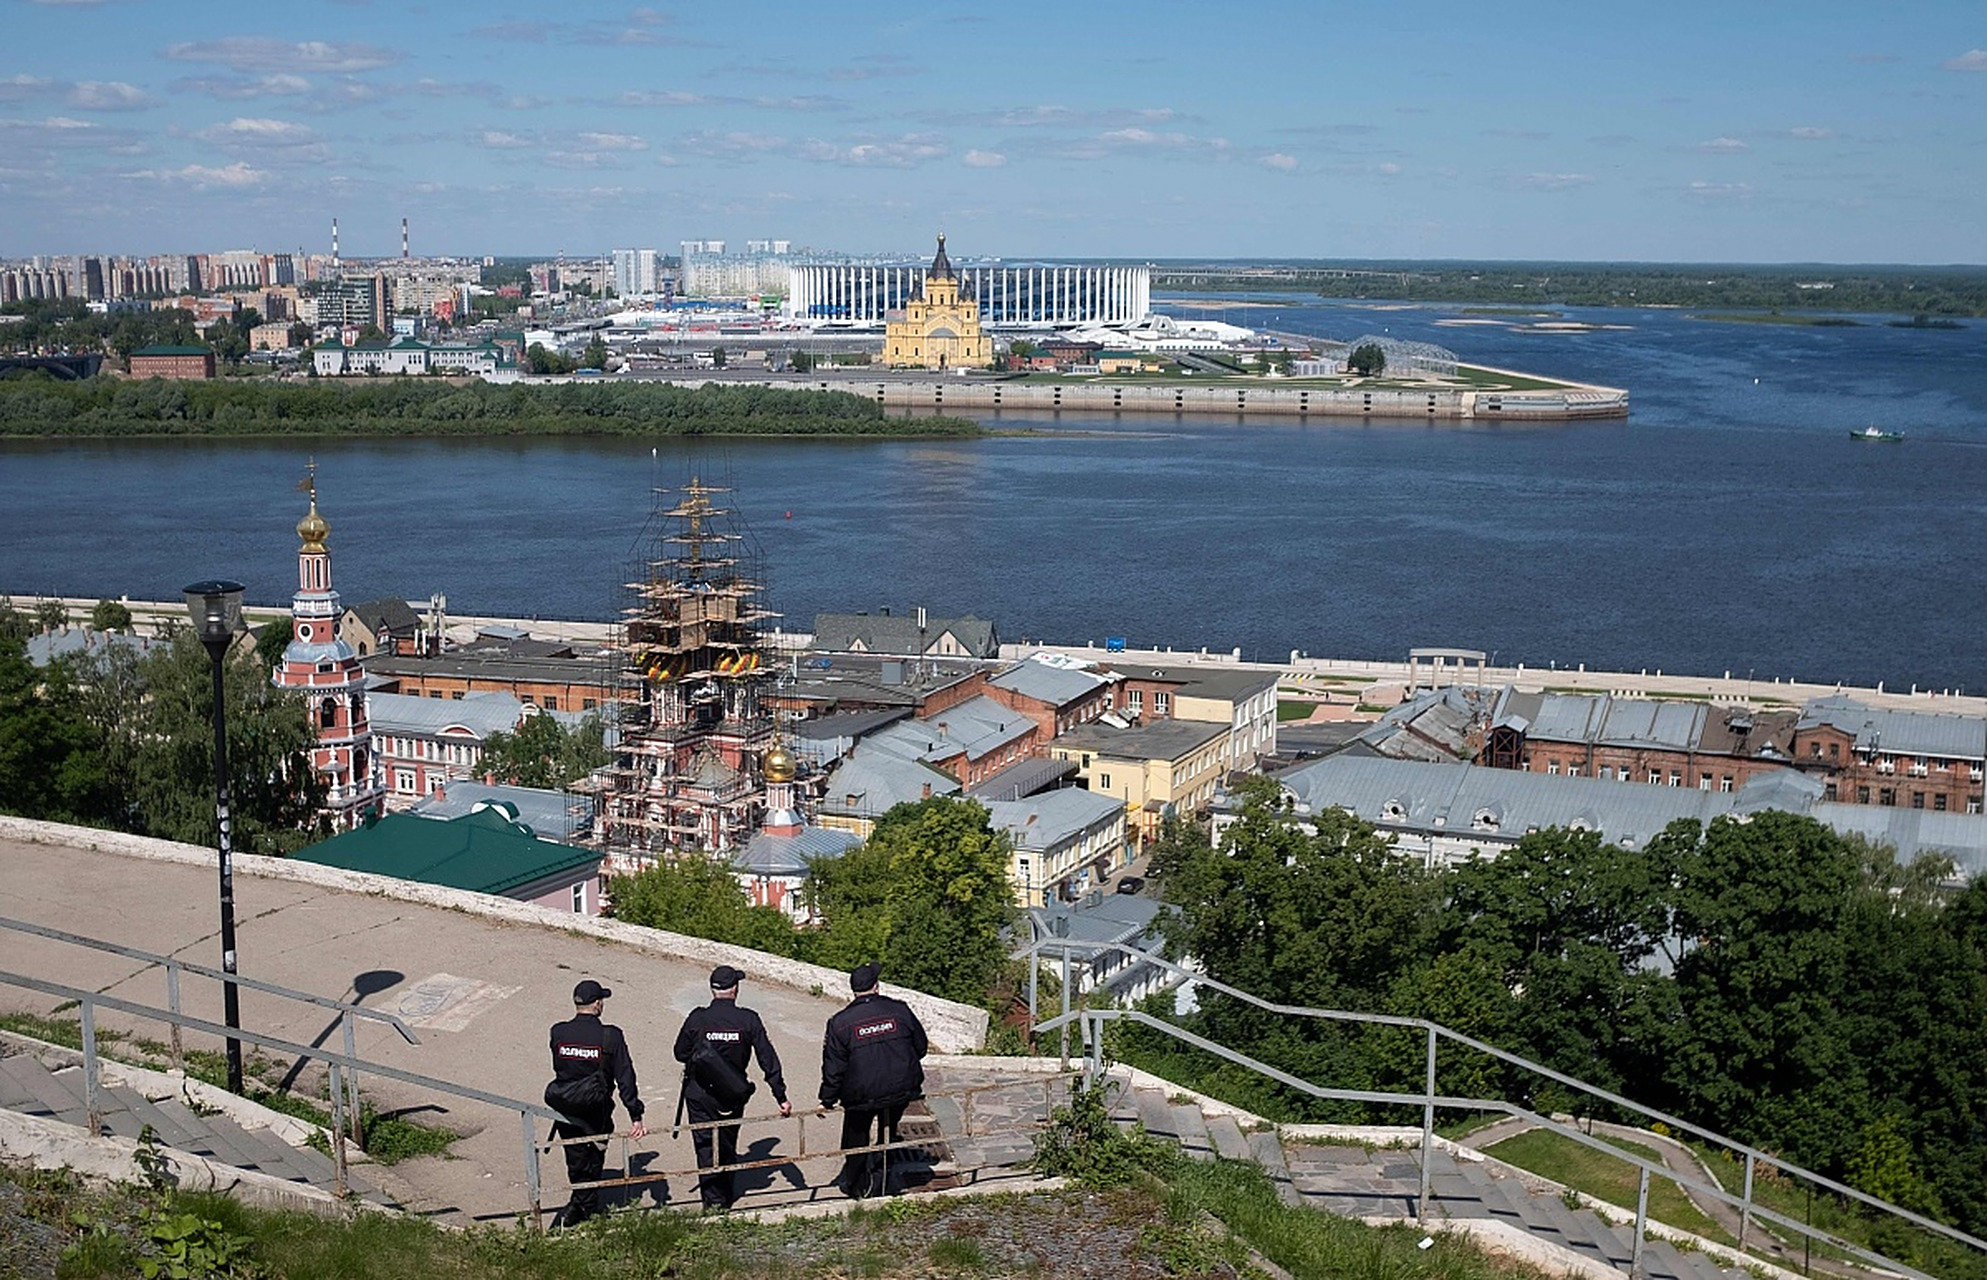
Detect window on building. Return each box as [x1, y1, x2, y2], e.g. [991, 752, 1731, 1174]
[1857, 785, 1870, 803]
[1546, 761, 1560, 776]
[571, 884, 585, 914]
[583, 698, 597, 710]
[1824, 782, 1837, 800]
[1568, 765, 1580, 777]
[1154, 692, 1170, 715]
[1699, 774, 1711, 790]
[1812, 742, 1823, 757]
[451, 690, 464, 699]
[1721, 776, 1734, 793]
[1912, 792, 1925, 809]
[1880, 787, 1896, 807]
[1648, 771, 1661, 785]
[1669, 771, 1682, 786]
[545, 696, 560, 711]
[1128, 689, 1142, 710]
[1829, 742, 1839, 758]
[1935, 794, 1948, 811]
[1098, 773, 1111, 790]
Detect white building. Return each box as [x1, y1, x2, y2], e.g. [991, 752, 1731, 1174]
[612, 248, 660, 298]
[786, 262, 1150, 328]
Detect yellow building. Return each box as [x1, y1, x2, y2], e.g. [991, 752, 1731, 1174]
[884, 234, 992, 370]
[1048, 719, 1230, 853]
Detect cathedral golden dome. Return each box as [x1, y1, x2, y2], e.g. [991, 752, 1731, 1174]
[761, 745, 797, 783]
[296, 496, 329, 553]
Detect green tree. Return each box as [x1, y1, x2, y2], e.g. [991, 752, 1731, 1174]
[477, 711, 608, 789]
[34, 599, 68, 633]
[607, 853, 801, 957]
[709, 346, 727, 369]
[581, 336, 609, 370]
[90, 599, 133, 633]
[0, 632, 111, 823]
[1347, 343, 1387, 376]
[65, 632, 325, 854]
[806, 796, 1016, 1005]
[254, 621, 291, 675]
[0, 598, 28, 646]
[288, 322, 314, 348]
[788, 350, 814, 373]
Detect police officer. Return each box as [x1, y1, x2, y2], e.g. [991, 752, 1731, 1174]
[548, 979, 646, 1227]
[819, 961, 928, 1199]
[672, 964, 791, 1211]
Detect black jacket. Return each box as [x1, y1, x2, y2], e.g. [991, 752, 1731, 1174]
[548, 1012, 644, 1121]
[820, 993, 927, 1110]
[673, 999, 788, 1106]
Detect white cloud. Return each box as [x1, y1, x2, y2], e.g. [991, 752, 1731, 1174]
[1788, 126, 1834, 140]
[164, 38, 399, 74]
[127, 161, 266, 188]
[1260, 152, 1298, 171]
[1697, 136, 1748, 152]
[478, 129, 534, 149]
[197, 116, 315, 144]
[1375, 161, 1402, 176]
[1687, 180, 1752, 198]
[176, 73, 313, 100]
[1512, 172, 1593, 190]
[1944, 49, 1987, 71]
[575, 131, 647, 151]
[66, 80, 151, 110]
[963, 149, 1006, 168]
[800, 133, 947, 168]
[616, 90, 714, 107]
[680, 130, 786, 160]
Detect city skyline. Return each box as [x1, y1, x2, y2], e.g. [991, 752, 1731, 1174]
[4, 0, 1986, 264]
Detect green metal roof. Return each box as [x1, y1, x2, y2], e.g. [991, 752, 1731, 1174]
[132, 345, 214, 356]
[294, 807, 599, 897]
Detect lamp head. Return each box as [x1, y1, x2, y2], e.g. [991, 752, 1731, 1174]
[182, 580, 245, 647]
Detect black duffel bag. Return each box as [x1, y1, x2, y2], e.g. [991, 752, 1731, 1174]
[545, 1069, 613, 1115]
[689, 1042, 755, 1110]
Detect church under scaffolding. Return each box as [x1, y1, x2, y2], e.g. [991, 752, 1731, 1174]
[590, 477, 780, 871]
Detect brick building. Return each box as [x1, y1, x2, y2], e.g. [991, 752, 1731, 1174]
[1100, 662, 1279, 772]
[982, 654, 1118, 741]
[128, 344, 216, 379]
[1791, 698, 1987, 813]
[363, 652, 615, 713]
[1482, 690, 1800, 793]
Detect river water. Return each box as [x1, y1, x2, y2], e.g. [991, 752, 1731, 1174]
[3, 297, 1984, 691]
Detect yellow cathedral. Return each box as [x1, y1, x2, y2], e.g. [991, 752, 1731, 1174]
[884, 234, 992, 370]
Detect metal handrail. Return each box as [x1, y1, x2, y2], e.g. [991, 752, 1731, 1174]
[1051, 1005, 1933, 1280]
[1025, 937, 1987, 1272]
[0, 913, 420, 1144]
[0, 969, 558, 1228]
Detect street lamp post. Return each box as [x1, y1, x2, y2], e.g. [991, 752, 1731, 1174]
[184, 579, 246, 1094]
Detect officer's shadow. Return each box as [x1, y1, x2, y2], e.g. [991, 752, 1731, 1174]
[732, 1136, 807, 1199]
[600, 1149, 667, 1211]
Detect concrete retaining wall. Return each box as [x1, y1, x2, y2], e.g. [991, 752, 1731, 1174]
[0, 816, 988, 1053]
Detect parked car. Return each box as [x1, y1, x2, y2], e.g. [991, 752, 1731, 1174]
[1116, 876, 1145, 895]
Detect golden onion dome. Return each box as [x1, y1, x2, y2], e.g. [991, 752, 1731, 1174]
[296, 497, 330, 553]
[761, 745, 797, 784]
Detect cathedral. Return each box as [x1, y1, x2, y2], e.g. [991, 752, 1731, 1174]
[884, 234, 992, 370]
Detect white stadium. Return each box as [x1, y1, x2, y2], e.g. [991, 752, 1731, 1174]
[785, 262, 1151, 329]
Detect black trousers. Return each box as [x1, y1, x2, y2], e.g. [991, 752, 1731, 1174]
[554, 1107, 613, 1222]
[837, 1101, 908, 1198]
[685, 1093, 744, 1208]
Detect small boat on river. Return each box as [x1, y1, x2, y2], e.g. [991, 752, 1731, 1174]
[1849, 426, 1904, 442]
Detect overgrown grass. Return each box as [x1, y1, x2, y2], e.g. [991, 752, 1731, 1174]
[1484, 1130, 1727, 1243]
[1277, 699, 1320, 722]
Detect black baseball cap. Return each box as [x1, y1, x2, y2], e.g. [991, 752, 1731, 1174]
[850, 962, 881, 992]
[573, 979, 612, 1003]
[710, 964, 745, 989]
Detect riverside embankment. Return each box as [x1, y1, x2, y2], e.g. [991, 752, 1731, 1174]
[620, 367, 1630, 421]
[28, 595, 1980, 718]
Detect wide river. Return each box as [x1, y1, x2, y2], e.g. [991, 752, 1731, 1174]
[3, 297, 1985, 691]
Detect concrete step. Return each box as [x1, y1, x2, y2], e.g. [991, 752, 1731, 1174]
[1246, 1131, 1301, 1206]
[1204, 1113, 1251, 1162]
[1132, 1088, 1178, 1141]
[1170, 1104, 1213, 1161]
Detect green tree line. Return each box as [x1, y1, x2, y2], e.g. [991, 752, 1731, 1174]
[1133, 779, 1987, 1267]
[0, 605, 325, 854]
[0, 376, 979, 439]
[1149, 263, 1987, 316]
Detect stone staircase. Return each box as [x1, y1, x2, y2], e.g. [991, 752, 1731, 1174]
[922, 1063, 1770, 1280]
[0, 1041, 392, 1207]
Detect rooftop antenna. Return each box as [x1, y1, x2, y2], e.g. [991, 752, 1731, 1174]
[401, 216, 409, 260]
[331, 218, 340, 272]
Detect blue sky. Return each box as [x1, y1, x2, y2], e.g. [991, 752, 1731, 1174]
[5, 0, 1985, 263]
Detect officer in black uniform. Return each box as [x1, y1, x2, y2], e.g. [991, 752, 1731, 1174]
[819, 961, 928, 1199]
[548, 979, 646, 1226]
[672, 964, 792, 1210]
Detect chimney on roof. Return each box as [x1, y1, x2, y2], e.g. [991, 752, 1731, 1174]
[921, 783, 932, 799]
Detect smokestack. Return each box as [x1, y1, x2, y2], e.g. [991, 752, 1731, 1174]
[401, 216, 409, 260]
[331, 217, 340, 268]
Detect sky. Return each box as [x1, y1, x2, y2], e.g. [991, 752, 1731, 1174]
[4, 0, 1986, 264]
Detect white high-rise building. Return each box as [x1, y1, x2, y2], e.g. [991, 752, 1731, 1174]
[612, 247, 660, 298]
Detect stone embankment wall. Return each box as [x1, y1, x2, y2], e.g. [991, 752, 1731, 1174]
[653, 374, 1630, 420]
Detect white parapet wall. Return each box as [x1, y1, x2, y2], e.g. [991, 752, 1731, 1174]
[0, 816, 988, 1052]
